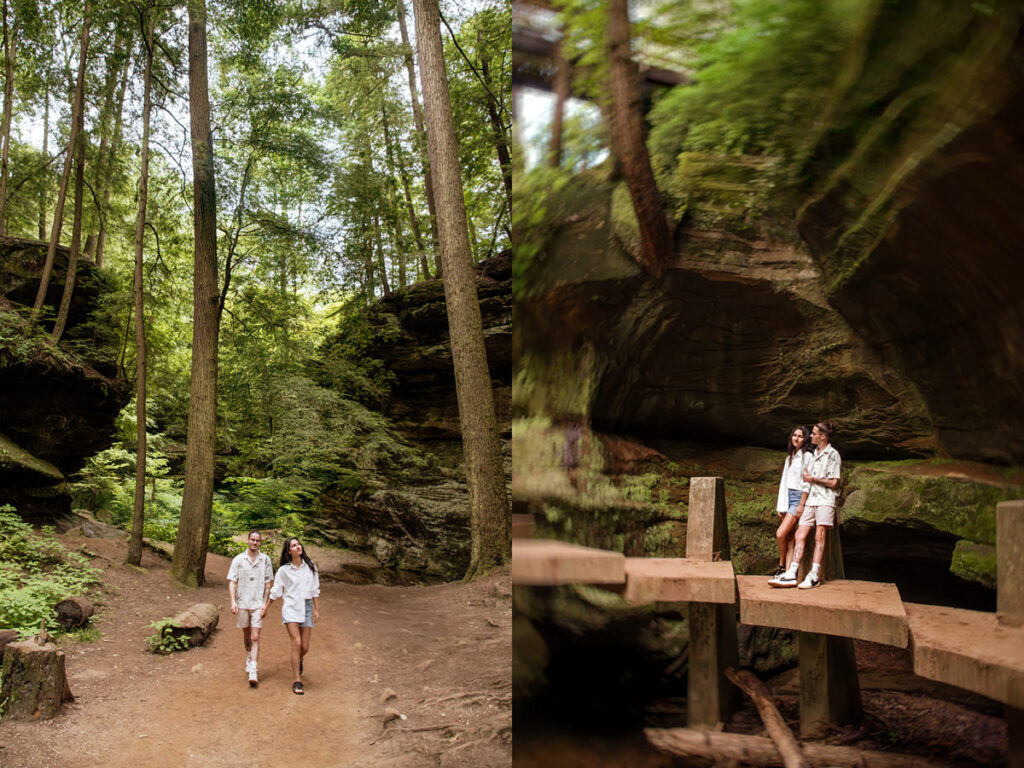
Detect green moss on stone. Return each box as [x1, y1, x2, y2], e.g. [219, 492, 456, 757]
[950, 540, 997, 590]
[843, 466, 1020, 545]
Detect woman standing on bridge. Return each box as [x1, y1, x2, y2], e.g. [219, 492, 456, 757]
[770, 425, 813, 579]
[770, 421, 842, 589]
[262, 536, 320, 694]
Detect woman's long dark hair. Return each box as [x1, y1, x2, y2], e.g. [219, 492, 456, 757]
[786, 426, 810, 461]
[280, 536, 317, 573]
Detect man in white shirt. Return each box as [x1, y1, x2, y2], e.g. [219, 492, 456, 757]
[227, 530, 275, 686]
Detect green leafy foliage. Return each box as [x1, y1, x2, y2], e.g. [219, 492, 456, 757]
[145, 619, 190, 654]
[0, 508, 103, 638]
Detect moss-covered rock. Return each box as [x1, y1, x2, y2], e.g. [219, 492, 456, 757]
[950, 540, 997, 590]
[842, 465, 1022, 546]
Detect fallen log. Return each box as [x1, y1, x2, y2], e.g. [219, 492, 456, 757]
[645, 728, 940, 768]
[55, 597, 95, 629]
[163, 603, 219, 648]
[725, 667, 809, 768]
[0, 638, 74, 720]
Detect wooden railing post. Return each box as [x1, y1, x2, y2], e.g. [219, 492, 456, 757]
[796, 520, 862, 737]
[685, 477, 738, 728]
[998, 500, 1024, 768]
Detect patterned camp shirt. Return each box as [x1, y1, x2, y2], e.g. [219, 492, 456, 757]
[227, 551, 275, 610]
[802, 442, 842, 507]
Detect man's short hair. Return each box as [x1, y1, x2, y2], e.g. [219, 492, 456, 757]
[247, 530, 262, 540]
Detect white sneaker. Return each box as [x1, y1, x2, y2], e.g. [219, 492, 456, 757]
[798, 573, 821, 589]
[769, 572, 798, 588]
[248, 666, 258, 687]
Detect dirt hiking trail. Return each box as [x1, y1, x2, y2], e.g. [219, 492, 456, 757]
[0, 534, 512, 768]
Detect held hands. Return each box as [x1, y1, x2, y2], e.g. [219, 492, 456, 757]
[802, 471, 814, 483]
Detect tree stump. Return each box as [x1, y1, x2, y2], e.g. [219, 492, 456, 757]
[0, 638, 74, 720]
[55, 597, 95, 629]
[164, 603, 219, 648]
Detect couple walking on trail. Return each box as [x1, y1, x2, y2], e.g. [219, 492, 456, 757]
[227, 531, 321, 695]
[768, 421, 842, 589]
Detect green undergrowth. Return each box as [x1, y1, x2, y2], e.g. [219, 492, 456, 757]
[145, 619, 190, 654]
[0, 508, 103, 639]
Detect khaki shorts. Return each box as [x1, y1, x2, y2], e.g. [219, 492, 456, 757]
[236, 608, 264, 629]
[799, 505, 835, 527]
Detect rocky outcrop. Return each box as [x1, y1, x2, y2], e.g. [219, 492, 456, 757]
[365, 250, 512, 441]
[516, 176, 934, 458]
[796, 5, 1024, 464]
[310, 252, 512, 582]
[0, 237, 128, 519]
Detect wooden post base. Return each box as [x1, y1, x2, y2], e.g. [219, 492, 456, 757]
[0, 639, 74, 720]
[798, 631, 862, 738]
[687, 601, 738, 729]
[1008, 705, 1024, 768]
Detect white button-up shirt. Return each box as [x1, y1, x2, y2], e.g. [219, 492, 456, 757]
[269, 561, 320, 623]
[227, 551, 274, 610]
[803, 442, 842, 507]
[776, 450, 812, 512]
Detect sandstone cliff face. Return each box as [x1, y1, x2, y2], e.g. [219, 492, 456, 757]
[0, 237, 128, 519]
[310, 253, 512, 582]
[796, 6, 1024, 464]
[516, 176, 934, 459]
[518, 11, 1024, 464]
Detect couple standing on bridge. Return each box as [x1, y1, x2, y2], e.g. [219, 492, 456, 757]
[227, 531, 321, 694]
[768, 421, 842, 589]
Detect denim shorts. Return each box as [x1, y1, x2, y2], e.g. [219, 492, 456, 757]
[283, 599, 315, 628]
[785, 489, 803, 516]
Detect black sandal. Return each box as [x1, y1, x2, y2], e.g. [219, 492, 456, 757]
[292, 681, 304, 695]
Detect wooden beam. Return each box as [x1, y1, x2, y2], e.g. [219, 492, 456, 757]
[646, 727, 940, 767]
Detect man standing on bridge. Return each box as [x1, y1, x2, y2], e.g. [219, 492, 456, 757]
[228, 530, 275, 685]
[769, 421, 842, 589]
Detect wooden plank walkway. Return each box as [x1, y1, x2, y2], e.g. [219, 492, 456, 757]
[511, 539, 626, 586]
[737, 576, 908, 648]
[906, 602, 1024, 708]
[512, 538, 1024, 707]
[623, 558, 736, 604]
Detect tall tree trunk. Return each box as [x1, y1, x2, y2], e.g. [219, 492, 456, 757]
[0, 0, 17, 236]
[33, 8, 90, 318]
[372, 213, 392, 297]
[38, 85, 49, 239]
[93, 47, 130, 268]
[477, 31, 512, 206]
[85, 29, 123, 259]
[172, 0, 219, 589]
[364, 238, 375, 302]
[412, 0, 509, 579]
[50, 123, 85, 342]
[127, 6, 156, 567]
[382, 105, 419, 286]
[380, 106, 409, 288]
[548, 39, 569, 168]
[606, 0, 673, 278]
[396, 0, 438, 274]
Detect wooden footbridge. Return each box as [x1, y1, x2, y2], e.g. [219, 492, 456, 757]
[513, 478, 1024, 766]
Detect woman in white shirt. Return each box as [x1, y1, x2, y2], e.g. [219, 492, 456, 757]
[770, 426, 812, 578]
[261, 537, 320, 695]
